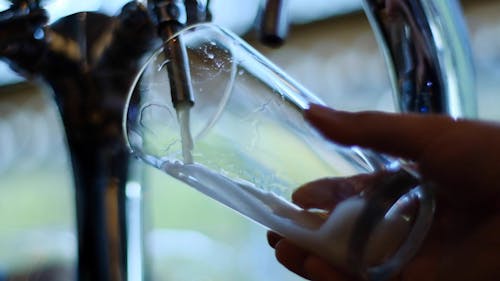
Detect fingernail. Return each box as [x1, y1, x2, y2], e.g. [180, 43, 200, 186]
[267, 231, 283, 248]
[304, 103, 337, 123]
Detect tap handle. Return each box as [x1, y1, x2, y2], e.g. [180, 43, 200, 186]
[258, 0, 289, 47]
[0, 1, 48, 76]
[148, 0, 210, 32]
[149, 0, 187, 33]
[7, 0, 43, 11]
[0, 0, 48, 43]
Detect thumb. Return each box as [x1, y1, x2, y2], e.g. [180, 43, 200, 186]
[303, 104, 455, 161]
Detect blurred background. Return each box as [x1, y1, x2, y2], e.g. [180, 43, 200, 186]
[0, 0, 499, 280]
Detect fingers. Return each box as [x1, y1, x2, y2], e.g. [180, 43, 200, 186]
[304, 104, 455, 161]
[274, 239, 352, 281]
[291, 177, 358, 210]
[268, 231, 353, 281]
[274, 239, 310, 279]
[292, 172, 393, 210]
[305, 104, 500, 208]
[416, 120, 500, 209]
[304, 255, 353, 281]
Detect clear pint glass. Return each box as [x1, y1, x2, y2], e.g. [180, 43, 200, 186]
[123, 23, 434, 280]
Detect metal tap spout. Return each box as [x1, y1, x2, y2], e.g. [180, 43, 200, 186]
[148, 0, 211, 109]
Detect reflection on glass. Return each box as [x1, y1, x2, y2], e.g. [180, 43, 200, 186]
[124, 23, 433, 279]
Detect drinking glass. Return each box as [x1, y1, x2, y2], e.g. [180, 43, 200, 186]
[123, 23, 434, 280]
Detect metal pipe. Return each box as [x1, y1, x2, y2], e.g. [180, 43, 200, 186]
[149, 0, 195, 108]
[44, 5, 155, 280]
[1, 2, 156, 280]
[362, 0, 476, 117]
[259, 0, 289, 47]
[255, 0, 476, 117]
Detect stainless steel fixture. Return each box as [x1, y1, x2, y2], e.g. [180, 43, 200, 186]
[0, 1, 208, 280]
[0, 0, 476, 280]
[258, 0, 476, 117]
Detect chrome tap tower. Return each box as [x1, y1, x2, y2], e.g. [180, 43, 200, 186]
[0, 0, 475, 280]
[0, 1, 209, 280]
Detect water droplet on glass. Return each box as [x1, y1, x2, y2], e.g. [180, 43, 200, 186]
[215, 60, 224, 68]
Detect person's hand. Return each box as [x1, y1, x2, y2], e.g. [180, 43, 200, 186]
[267, 104, 500, 281]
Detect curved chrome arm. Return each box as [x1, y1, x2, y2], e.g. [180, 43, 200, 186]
[362, 0, 476, 118]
